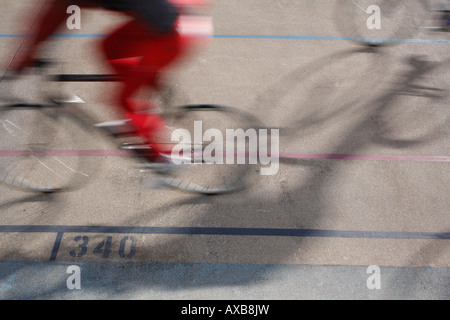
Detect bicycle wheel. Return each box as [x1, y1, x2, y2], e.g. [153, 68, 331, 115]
[334, 0, 428, 46]
[153, 104, 264, 195]
[0, 103, 98, 193]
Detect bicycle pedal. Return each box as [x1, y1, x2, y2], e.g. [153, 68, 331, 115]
[137, 161, 181, 175]
[121, 142, 152, 150]
[95, 120, 137, 137]
[121, 142, 159, 162]
[52, 95, 85, 104]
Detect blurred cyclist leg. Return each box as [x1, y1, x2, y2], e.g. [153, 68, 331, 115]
[102, 19, 188, 159]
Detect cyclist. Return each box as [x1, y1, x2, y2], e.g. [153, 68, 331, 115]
[11, 0, 212, 162]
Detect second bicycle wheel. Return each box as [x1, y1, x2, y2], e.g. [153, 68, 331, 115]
[334, 0, 428, 46]
[0, 104, 99, 193]
[156, 104, 263, 195]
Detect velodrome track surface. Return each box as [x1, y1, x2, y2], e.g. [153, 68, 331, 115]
[0, 0, 448, 299]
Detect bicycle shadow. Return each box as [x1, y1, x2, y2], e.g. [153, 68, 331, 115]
[261, 49, 446, 148]
[273, 53, 448, 166]
[102, 52, 448, 292]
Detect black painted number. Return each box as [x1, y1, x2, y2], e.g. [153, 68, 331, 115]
[70, 235, 137, 259]
[93, 236, 113, 258]
[70, 236, 89, 257]
[119, 236, 137, 259]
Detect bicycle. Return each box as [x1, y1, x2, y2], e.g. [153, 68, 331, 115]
[334, 0, 450, 47]
[0, 60, 262, 195]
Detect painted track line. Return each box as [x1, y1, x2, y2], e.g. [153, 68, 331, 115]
[0, 225, 449, 240]
[1, 225, 449, 261]
[279, 152, 450, 163]
[1, 150, 449, 163]
[0, 34, 449, 44]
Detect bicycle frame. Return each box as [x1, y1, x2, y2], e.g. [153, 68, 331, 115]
[0, 62, 260, 194]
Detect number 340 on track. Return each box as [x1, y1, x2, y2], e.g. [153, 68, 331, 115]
[68, 235, 137, 259]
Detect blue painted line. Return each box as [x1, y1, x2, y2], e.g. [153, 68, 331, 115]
[1, 34, 449, 43]
[0, 225, 448, 240]
[213, 34, 450, 44]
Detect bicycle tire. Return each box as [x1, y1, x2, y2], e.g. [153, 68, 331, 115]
[334, 0, 429, 47]
[153, 104, 264, 195]
[0, 103, 99, 193]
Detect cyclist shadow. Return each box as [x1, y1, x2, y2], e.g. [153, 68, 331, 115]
[257, 49, 447, 154]
[268, 52, 448, 168]
[120, 51, 449, 292]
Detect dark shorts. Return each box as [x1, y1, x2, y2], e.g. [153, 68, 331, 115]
[75, 0, 179, 31]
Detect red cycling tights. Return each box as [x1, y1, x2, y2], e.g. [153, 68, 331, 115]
[12, 0, 190, 156]
[101, 20, 188, 155]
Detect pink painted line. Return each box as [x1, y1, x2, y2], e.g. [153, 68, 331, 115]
[279, 152, 450, 163]
[0, 150, 449, 163]
[0, 150, 132, 156]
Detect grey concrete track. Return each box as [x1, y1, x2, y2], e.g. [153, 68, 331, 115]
[0, 0, 448, 300]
